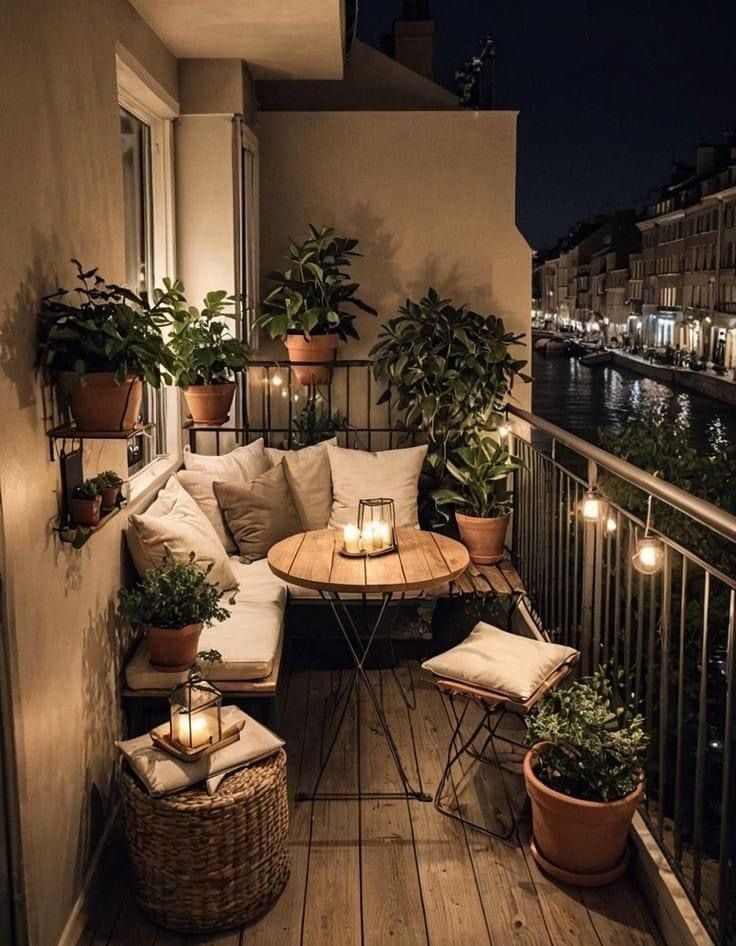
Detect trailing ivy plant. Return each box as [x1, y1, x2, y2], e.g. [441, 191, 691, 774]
[119, 552, 232, 631]
[257, 225, 377, 340]
[526, 668, 648, 803]
[37, 259, 174, 387]
[433, 435, 521, 518]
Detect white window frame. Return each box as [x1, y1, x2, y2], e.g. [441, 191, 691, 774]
[116, 51, 182, 502]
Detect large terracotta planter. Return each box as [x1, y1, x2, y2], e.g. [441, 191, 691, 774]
[523, 745, 644, 886]
[284, 333, 339, 386]
[70, 496, 102, 527]
[58, 372, 142, 432]
[183, 382, 236, 426]
[456, 512, 510, 564]
[147, 623, 203, 672]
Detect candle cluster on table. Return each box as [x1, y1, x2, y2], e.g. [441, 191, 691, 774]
[341, 497, 397, 557]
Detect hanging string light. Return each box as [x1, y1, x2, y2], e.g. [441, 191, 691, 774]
[632, 495, 664, 575]
[581, 486, 606, 522]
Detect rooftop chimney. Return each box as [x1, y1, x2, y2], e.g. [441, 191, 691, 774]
[393, 1, 435, 81]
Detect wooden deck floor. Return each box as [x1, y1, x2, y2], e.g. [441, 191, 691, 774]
[77, 660, 665, 946]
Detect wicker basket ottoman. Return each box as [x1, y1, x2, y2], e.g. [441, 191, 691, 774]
[121, 748, 289, 932]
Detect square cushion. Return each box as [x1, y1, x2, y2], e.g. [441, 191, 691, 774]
[327, 443, 428, 529]
[176, 469, 239, 554]
[215, 464, 302, 564]
[422, 622, 579, 703]
[182, 439, 269, 481]
[264, 439, 336, 531]
[126, 477, 238, 591]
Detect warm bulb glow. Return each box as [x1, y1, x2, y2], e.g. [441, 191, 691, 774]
[633, 537, 663, 575]
[272, 374, 283, 387]
[606, 516, 617, 533]
[497, 423, 510, 439]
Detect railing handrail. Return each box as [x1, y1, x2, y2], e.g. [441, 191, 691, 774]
[509, 405, 736, 546]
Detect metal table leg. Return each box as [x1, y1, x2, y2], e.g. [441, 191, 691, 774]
[295, 590, 431, 803]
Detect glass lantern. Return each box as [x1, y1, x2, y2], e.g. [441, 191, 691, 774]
[357, 497, 397, 556]
[169, 669, 223, 752]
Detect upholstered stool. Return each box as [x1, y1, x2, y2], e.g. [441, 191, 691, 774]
[422, 623, 579, 843]
[121, 749, 289, 932]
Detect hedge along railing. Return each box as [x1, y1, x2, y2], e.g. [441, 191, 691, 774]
[508, 405, 735, 946]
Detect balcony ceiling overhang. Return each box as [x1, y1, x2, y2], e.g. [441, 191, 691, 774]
[129, 0, 345, 79]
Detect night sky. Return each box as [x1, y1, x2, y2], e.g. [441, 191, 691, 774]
[358, 0, 736, 252]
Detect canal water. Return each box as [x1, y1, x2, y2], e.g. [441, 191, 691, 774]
[530, 353, 736, 451]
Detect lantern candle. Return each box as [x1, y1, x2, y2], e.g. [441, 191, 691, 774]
[343, 523, 362, 554]
[174, 712, 212, 749]
[360, 523, 377, 552]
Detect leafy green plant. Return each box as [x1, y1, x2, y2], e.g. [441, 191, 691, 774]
[257, 225, 376, 341]
[73, 478, 100, 500]
[370, 288, 530, 485]
[526, 669, 648, 802]
[160, 279, 249, 386]
[433, 435, 521, 518]
[96, 470, 123, 489]
[291, 394, 348, 447]
[118, 552, 231, 630]
[37, 259, 174, 387]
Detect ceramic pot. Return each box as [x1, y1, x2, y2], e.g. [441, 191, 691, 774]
[284, 333, 339, 386]
[70, 496, 102, 527]
[523, 744, 644, 886]
[99, 485, 121, 512]
[57, 372, 142, 432]
[455, 512, 510, 564]
[183, 382, 236, 426]
[147, 623, 203, 671]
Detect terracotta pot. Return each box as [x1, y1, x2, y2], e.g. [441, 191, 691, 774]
[183, 382, 236, 426]
[70, 496, 102, 527]
[456, 512, 510, 564]
[284, 333, 339, 386]
[57, 372, 142, 432]
[523, 745, 644, 886]
[147, 623, 203, 672]
[99, 485, 121, 512]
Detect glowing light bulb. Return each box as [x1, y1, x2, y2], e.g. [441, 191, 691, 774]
[605, 516, 617, 533]
[272, 374, 283, 387]
[582, 488, 605, 522]
[633, 537, 663, 575]
[497, 423, 510, 439]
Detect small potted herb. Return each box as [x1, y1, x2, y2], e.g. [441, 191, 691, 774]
[257, 225, 376, 385]
[70, 478, 102, 527]
[118, 553, 231, 670]
[524, 669, 648, 885]
[433, 434, 522, 563]
[95, 470, 124, 512]
[163, 279, 249, 425]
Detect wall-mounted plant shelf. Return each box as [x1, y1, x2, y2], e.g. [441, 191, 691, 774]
[56, 503, 127, 549]
[46, 422, 154, 461]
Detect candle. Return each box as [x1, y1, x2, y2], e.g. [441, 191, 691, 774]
[344, 523, 361, 554]
[377, 521, 392, 549]
[361, 523, 377, 552]
[174, 713, 212, 749]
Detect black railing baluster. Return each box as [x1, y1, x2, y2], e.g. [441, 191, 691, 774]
[717, 590, 735, 944]
[673, 556, 688, 867]
[693, 571, 710, 905]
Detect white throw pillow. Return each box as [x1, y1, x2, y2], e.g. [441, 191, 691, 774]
[176, 470, 238, 554]
[327, 444, 428, 529]
[264, 439, 336, 531]
[182, 439, 269, 481]
[422, 622, 579, 702]
[127, 477, 238, 591]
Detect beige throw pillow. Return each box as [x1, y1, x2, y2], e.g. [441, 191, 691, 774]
[264, 439, 336, 531]
[176, 470, 238, 554]
[214, 464, 302, 564]
[327, 444, 428, 529]
[422, 622, 579, 702]
[127, 478, 238, 591]
[182, 439, 269, 481]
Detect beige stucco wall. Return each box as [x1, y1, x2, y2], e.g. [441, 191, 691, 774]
[0, 2, 177, 944]
[256, 110, 532, 409]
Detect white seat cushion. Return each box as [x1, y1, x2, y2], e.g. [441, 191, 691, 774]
[125, 559, 286, 689]
[422, 622, 579, 702]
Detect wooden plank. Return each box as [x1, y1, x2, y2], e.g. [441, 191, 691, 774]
[430, 532, 470, 583]
[285, 529, 335, 589]
[581, 878, 665, 946]
[478, 564, 511, 596]
[498, 559, 525, 594]
[360, 669, 428, 946]
[408, 673, 494, 946]
[392, 527, 430, 586]
[364, 544, 408, 590]
[185, 932, 240, 945]
[105, 886, 160, 946]
[266, 532, 304, 580]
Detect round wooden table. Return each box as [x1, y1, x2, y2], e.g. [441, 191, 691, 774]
[268, 528, 470, 802]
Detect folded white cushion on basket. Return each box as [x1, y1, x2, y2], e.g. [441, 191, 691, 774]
[265, 438, 337, 531]
[327, 443, 428, 529]
[422, 622, 579, 703]
[182, 439, 270, 480]
[116, 706, 284, 797]
[126, 477, 238, 591]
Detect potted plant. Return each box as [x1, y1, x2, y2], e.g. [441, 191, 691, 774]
[524, 669, 648, 886]
[119, 552, 231, 671]
[37, 259, 173, 431]
[164, 279, 249, 425]
[433, 435, 522, 563]
[70, 478, 102, 527]
[370, 288, 530, 523]
[257, 225, 376, 385]
[95, 470, 124, 512]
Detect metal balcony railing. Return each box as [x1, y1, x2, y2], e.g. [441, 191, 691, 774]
[509, 405, 735, 946]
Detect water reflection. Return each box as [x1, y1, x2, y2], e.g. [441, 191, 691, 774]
[530, 355, 736, 450]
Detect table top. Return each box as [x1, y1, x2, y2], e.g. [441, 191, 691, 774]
[268, 528, 470, 595]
